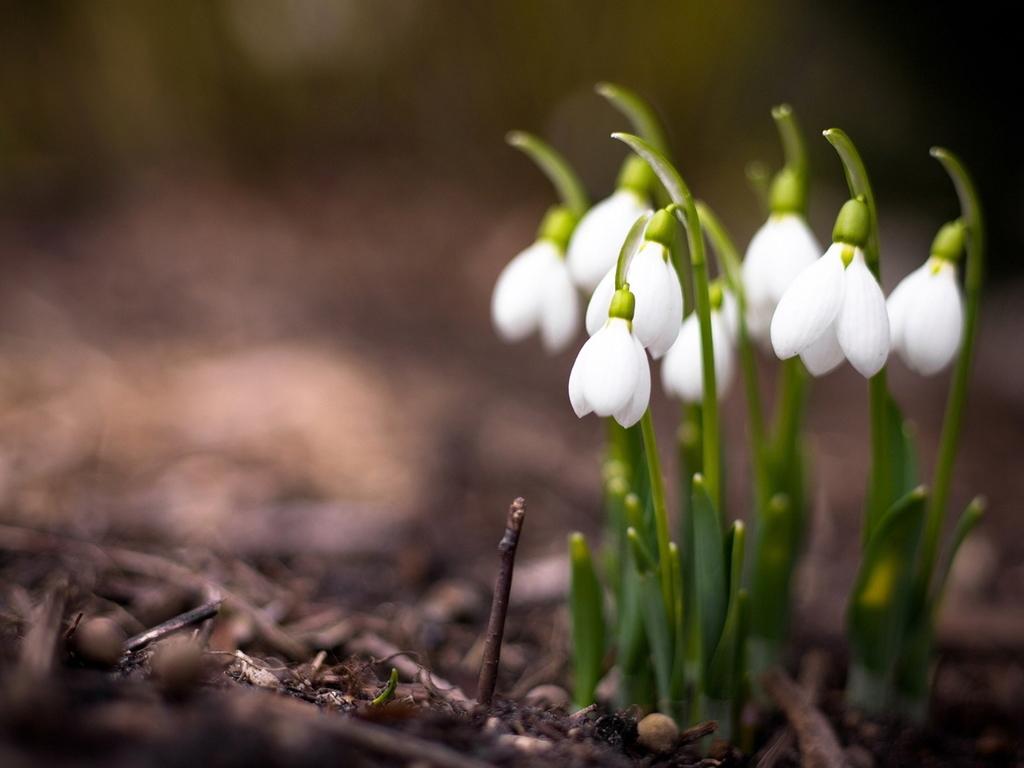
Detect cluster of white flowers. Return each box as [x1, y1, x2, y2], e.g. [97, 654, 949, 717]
[492, 185, 966, 427]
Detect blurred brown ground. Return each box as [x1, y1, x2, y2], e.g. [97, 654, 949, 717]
[0, 1, 1021, 642]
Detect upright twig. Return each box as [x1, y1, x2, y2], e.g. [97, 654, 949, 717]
[477, 497, 526, 707]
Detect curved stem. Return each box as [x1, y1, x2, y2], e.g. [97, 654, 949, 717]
[695, 202, 767, 503]
[613, 132, 721, 515]
[641, 410, 675, 619]
[772, 104, 808, 181]
[918, 148, 985, 588]
[745, 161, 771, 217]
[614, 212, 654, 291]
[506, 131, 589, 218]
[596, 82, 670, 156]
[824, 128, 891, 538]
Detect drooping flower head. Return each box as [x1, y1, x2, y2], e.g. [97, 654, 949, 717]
[585, 208, 683, 358]
[888, 220, 966, 375]
[771, 197, 890, 378]
[662, 281, 737, 403]
[569, 285, 650, 428]
[566, 157, 653, 292]
[491, 206, 580, 353]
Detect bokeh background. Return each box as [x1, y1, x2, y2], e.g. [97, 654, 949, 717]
[0, 0, 1021, 645]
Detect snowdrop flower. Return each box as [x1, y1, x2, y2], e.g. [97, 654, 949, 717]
[566, 157, 653, 291]
[662, 283, 736, 403]
[887, 221, 966, 375]
[491, 206, 580, 353]
[771, 198, 890, 378]
[569, 287, 650, 428]
[585, 209, 682, 358]
[742, 213, 820, 343]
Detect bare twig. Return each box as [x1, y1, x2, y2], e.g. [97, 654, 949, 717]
[0, 524, 307, 660]
[762, 667, 848, 768]
[125, 599, 223, 652]
[477, 497, 526, 707]
[756, 650, 829, 768]
[679, 720, 718, 745]
[348, 632, 470, 708]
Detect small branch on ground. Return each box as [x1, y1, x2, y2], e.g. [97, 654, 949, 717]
[125, 599, 223, 653]
[477, 497, 526, 708]
[757, 649, 830, 768]
[679, 720, 718, 745]
[762, 666, 848, 768]
[0, 524, 307, 660]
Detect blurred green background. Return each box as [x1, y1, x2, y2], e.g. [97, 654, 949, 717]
[0, 0, 1017, 274]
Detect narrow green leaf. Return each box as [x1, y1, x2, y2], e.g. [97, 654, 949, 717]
[707, 523, 745, 698]
[866, 394, 919, 542]
[569, 532, 606, 707]
[639, 571, 674, 715]
[748, 494, 796, 674]
[506, 130, 589, 217]
[847, 487, 927, 707]
[370, 667, 399, 706]
[627, 526, 656, 575]
[691, 475, 726, 673]
[931, 496, 985, 611]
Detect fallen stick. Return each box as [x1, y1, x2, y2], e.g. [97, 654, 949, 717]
[757, 650, 829, 768]
[477, 497, 525, 707]
[762, 667, 848, 768]
[19, 581, 67, 680]
[0, 524, 308, 660]
[125, 599, 223, 652]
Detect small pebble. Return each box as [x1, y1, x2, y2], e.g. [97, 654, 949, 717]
[637, 713, 678, 754]
[151, 638, 202, 695]
[524, 684, 570, 710]
[484, 716, 507, 734]
[72, 617, 125, 667]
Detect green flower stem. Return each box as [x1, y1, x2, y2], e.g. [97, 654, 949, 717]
[772, 104, 808, 184]
[745, 162, 771, 216]
[918, 148, 985, 589]
[772, 358, 806, 460]
[506, 131, 589, 218]
[640, 410, 675, 619]
[614, 212, 655, 290]
[824, 128, 891, 538]
[596, 82, 670, 156]
[695, 201, 768, 509]
[614, 132, 722, 515]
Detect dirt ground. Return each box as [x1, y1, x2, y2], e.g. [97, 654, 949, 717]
[1, 170, 1022, 766]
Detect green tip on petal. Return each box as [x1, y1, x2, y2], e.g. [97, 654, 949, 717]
[644, 208, 676, 248]
[930, 220, 967, 263]
[537, 205, 578, 250]
[609, 287, 636, 321]
[768, 166, 806, 215]
[832, 197, 871, 248]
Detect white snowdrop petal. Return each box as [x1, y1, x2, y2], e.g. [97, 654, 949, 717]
[615, 339, 650, 427]
[886, 262, 930, 354]
[645, 254, 683, 358]
[567, 190, 651, 292]
[720, 290, 740, 342]
[660, 314, 705, 402]
[901, 261, 964, 375]
[742, 219, 780, 310]
[836, 250, 890, 378]
[585, 268, 616, 336]
[539, 260, 581, 353]
[580, 319, 641, 415]
[627, 243, 674, 350]
[567, 344, 591, 418]
[744, 298, 774, 347]
[770, 244, 846, 360]
[711, 313, 735, 398]
[491, 243, 549, 342]
[767, 215, 822, 305]
[799, 323, 844, 376]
